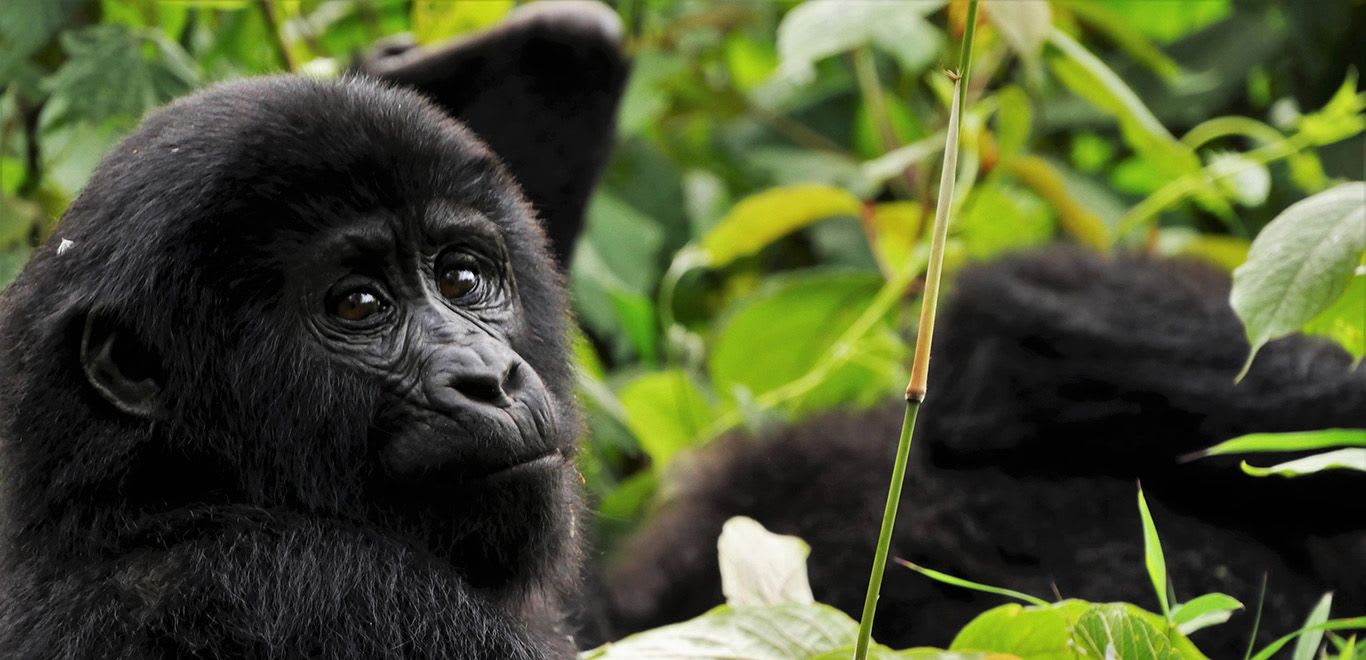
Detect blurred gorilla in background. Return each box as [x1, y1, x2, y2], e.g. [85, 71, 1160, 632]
[586, 248, 1366, 654]
[0, 3, 626, 658]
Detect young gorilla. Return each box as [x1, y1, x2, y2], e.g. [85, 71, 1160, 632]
[592, 249, 1366, 654]
[0, 5, 627, 656]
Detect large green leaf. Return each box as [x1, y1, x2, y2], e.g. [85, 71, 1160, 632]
[579, 603, 863, 660]
[949, 600, 1090, 659]
[699, 184, 862, 267]
[1230, 182, 1366, 377]
[1073, 604, 1182, 659]
[718, 517, 814, 607]
[775, 0, 945, 83]
[951, 601, 1206, 659]
[708, 272, 905, 414]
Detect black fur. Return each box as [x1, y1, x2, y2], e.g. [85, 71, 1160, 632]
[0, 76, 582, 658]
[594, 248, 1366, 654]
[360, 0, 630, 269]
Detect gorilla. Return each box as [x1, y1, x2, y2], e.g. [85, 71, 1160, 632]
[0, 4, 626, 657]
[590, 248, 1366, 655]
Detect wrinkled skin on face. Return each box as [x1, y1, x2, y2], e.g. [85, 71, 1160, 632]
[0, 76, 583, 656]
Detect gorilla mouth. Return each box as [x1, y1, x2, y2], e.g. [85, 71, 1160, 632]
[486, 446, 568, 480]
[374, 407, 570, 483]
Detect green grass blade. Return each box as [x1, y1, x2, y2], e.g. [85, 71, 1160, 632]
[1137, 484, 1170, 620]
[896, 558, 1050, 607]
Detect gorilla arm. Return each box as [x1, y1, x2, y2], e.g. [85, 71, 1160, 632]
[360, 1, 630, 267]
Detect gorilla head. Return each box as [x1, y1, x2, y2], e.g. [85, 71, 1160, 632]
[0, 76, 578, 596]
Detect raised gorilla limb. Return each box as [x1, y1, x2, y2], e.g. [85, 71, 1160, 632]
[360, 0, 630, 268]
[592, 248, 1366, 654]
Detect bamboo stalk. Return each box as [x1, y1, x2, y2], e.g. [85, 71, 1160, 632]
[851, 1, 980, 656]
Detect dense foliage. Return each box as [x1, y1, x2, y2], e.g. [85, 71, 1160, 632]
[2, 0, 1364, 657]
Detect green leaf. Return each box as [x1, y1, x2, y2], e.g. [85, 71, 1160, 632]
[411, 0, 513, 44]
[1230, 182, 1366, 378]
[994, 86, 1034, 160]
[1073, 604, 1182, 659]
[0, 0, 84, 85]
[1294, 594, 1334, 660]
[618, 370, 716, 468]
[718, 517, 815, 607]
[950, 600, 1090, 659]
[1297, 72, 1366, 147]
[867, 201, 928, 275]
[1171, 593, 1243, 635]
[1055, 0, 1184, 80]
[1091, 0, 1230, 43]
[956, 181, 1055, 261]
[708, 272, 905, 414]
[985, 0, 1052, 67]
[776, 0, 945, 83]
[615, 51, 686, 137]
[1195, 428, 1366, 457]
[1137, 486, 1171, 620]
[699, 185, 862, 267]
[1047, 29, 1213, 211]
[579, 603, 863, 660]
[1303, 267, 1366, 361]
[1241, 449, 1366, 478]
[951, 600, 1206, 659]
[43, 25, 198, 126]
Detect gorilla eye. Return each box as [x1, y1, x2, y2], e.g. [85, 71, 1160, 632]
[438, 265, 480, 301]
[331, 289, 387, 322]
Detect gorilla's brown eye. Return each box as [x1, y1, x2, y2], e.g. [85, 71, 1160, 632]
[333, 290, 385, 322]
[439, 267, 479, 300]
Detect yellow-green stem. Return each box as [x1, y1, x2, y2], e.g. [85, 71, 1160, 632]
[852, 1, 979, 657]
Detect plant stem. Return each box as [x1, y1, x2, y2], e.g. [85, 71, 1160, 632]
[852, 1, 979, 657]
[852, 397, 920, 659]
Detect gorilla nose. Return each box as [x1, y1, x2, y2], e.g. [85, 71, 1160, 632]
[450, 361, 521, 408]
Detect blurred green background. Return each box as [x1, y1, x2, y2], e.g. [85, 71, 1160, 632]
[2, 0, 1363, 552]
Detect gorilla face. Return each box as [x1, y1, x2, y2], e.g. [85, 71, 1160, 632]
[292, 202, 564, 478]
[0, 76, 579, 589]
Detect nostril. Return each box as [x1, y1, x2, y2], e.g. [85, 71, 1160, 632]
[451, 371, 508, 407]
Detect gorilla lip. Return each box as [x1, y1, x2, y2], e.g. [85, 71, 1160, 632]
[487, 447, 566, 479]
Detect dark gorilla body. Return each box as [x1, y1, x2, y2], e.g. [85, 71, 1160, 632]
[0, 69, 587, 660]
[594, 249, 1366, 654]
[0, 4, 629, 657]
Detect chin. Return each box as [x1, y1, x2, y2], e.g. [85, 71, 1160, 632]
[367, 447, 581, 589]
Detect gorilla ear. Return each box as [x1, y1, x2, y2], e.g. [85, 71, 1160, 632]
[81, 315, 162, 417]
[359, 0, 629, 267]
